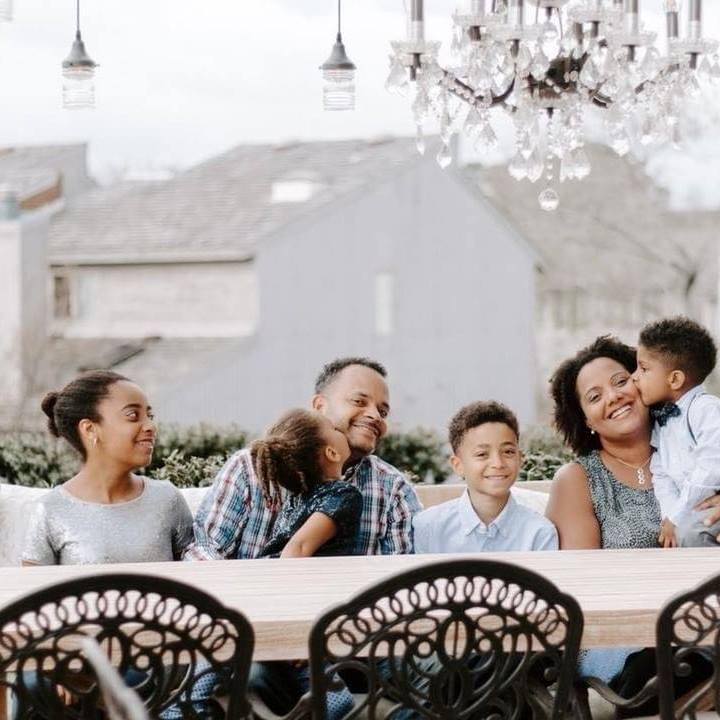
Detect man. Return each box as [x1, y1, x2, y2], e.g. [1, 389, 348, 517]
[184, 357, 421, 561]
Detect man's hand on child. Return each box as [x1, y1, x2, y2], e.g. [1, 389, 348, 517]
[658, 518, 677, 548]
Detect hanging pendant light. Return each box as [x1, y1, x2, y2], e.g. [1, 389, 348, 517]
[0, 0, 13, 22]
[320, 0, 356, 111]
[61, 0, 97, 109]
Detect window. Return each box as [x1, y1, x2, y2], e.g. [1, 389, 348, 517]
[375, 273, 394, 336]
[270, 180, 319, 204]
[53, 275, 72, 319]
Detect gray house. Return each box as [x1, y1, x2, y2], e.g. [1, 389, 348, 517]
[2, 138, 539, 434]
[156, 141, 539, 432]
[473, 144, 720, 402]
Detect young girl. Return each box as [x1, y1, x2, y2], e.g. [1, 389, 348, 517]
[254, 408, 361, 558]
[168, 409, 361, 720]
[250, 409, 361, 719]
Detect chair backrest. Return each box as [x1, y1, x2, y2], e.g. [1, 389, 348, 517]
[80, 637, 149, 720]
[656, 572, 720, 720]
[308, 558, 584, 720]
[0, 573, 254, 720]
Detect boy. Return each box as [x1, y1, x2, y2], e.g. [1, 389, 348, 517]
[413, 400, 558, 553]
[633, 316, 720, 547]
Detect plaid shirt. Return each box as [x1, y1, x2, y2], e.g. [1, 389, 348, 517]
[183, 449, 422, 560]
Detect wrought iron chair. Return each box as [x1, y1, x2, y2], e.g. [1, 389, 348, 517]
[80, 637, 149, 720]
[657, 572, 719, 720]
[575, 572, 720, 720]
[308, 558, 584, 720]
[0, 573, 254, 719]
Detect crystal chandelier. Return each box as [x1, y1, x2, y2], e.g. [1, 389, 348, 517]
[61, 0, 98, 110]
[387, 0, 718, 211]
[320, 0, 357, 111]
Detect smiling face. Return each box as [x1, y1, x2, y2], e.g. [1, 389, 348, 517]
[576, 357, 650, 442]
[312, 364, 389, 461]
[81, 381, 156, 469]
[451, 422, 521, 500]
[632, 345, 676, 406]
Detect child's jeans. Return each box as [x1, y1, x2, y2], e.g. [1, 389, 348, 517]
[249, 660, 354, 720]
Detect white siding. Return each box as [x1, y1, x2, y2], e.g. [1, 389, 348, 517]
[51, 262, 258, 338]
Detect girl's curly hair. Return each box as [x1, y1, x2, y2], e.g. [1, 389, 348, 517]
[549, 336, 637, 456]
[250, 409, 326, 509]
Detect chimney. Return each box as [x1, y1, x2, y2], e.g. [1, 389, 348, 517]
[0, 187, 49, 414]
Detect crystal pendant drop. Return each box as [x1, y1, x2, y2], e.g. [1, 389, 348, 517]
[540, 20, 558, 43]
[477, 121, 498, 148]
[415, 124, 426, 155]
[579, 58, 600, 88]
[527, 146, 544, 183]
[711, 60, 720, 82]
[572, 148, 591, 179]
[538, 186, 560, 211]
[385, 60, 408, 94]
[698, 55, 712, 80]
[516, 44, 533, 77]
[530, 48, 550, 80]
[508, 152, 528, 180]
[436, 143, 453, 169]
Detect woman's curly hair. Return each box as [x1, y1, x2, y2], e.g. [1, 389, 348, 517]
[549, 336, 637, 456]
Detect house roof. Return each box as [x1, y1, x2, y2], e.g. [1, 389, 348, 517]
[469, 144, 720, 300]
[5, 336, 245, 430]
[48, 137, 424, 266]
[0, 144, 91, 203]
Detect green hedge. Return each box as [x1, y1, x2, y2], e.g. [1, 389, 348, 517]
[0, 424, 572, 488]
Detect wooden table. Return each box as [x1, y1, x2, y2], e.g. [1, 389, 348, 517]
[1, 548, 718, 657]
[0, 548, 717, 719]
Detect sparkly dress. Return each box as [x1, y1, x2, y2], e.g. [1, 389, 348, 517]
[578, 450, 661, 550]
[576, 451, 662, 682]
[260, 480, 362, 558]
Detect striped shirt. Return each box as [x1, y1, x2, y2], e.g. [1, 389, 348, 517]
[183, 449, 422, 560]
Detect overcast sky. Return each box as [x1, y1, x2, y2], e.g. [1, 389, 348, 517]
[1, 1, 718, 206]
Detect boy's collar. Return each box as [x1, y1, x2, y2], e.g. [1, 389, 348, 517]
[675, 384, 706, 410]
[458, 489, 515, 537]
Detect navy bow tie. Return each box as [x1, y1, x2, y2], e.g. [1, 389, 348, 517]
[651, 402, 681, 427]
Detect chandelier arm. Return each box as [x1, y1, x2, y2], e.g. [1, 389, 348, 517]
[435, 67, 514, 108]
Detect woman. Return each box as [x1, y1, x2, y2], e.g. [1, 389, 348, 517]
[546, 336, 709, 714]
[546, 335, 660, 551]
[23, 369, 192, 565]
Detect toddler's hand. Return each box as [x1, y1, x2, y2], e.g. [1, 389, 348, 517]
[658, 518, 677, 548]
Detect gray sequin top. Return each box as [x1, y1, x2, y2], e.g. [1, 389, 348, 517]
[578, 451, 662, 549]
[22, 479, 194, 565]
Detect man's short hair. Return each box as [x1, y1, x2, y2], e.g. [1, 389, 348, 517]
[448, 401, 519, 453]
[639, 316, 717, 385]
[315, 357, 387, 393]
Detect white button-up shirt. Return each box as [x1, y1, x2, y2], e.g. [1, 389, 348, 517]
[650, 385, 720, 526]
[412, 489, 558, 554]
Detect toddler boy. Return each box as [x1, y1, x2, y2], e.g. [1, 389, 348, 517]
[413, 400, 557, 553]
[634, 316, 720, 547]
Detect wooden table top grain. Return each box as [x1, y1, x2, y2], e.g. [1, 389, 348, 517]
[1, 548, 718, 660]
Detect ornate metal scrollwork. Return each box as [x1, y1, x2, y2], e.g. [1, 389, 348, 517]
[657, 573, 720, 720]
[309, 559, 583, 720]
[0, 573, 254, 719]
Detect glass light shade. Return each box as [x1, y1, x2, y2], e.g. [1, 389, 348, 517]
[0, 0, 12, 21]
[62, 66, 95, 109]
[322, 69, 355, 111]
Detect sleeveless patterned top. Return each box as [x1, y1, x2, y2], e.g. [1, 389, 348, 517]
[577, 451, 662, 549]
